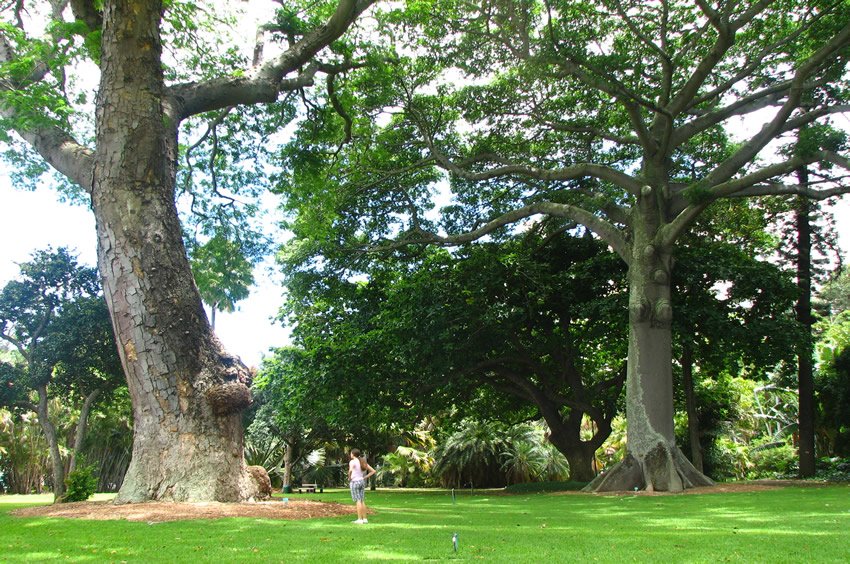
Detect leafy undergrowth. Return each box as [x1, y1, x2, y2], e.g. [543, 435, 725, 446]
[2, 484, 849, 562]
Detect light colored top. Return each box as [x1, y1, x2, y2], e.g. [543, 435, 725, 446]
[349, 457, 366, 481]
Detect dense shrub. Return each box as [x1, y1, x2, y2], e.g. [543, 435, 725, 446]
[747, 443, 797, 479]
[816, 457, 850, 482]
[63, 465, 98, 503]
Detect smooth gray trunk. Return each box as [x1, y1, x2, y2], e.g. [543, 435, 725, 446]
[587, 188, 712, 492]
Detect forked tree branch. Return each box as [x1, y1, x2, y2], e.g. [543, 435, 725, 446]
[662, 150, 850, 246]
[172, 0, 375, 119]
[369, 201, 630, 263]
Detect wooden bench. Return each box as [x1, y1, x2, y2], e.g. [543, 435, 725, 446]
[297, 483, 322, 493]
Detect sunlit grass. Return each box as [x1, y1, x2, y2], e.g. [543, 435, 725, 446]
[1, 485, 849, 562]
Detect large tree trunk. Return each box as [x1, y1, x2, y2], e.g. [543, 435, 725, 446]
[546, 412, 610, 482]
[35, 384, 65, 501]
[794, 176, 816, 478]
[282, 440, 294, 492]
[547, 432, 598, 482]
[94, 0, 252, 503]
[533, 384, 614, 482]
[587, 190, 712, 492]
[682, 343, 704, 473]
[562, 445, 598, 483]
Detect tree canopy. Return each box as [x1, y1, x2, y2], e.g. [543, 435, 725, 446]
[280, 0, 850, 491]
[3, 0, 849, 496]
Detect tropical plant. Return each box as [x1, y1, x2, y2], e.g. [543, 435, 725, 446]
[380, 446, 434, 487]
[78, 389, 132, 493]
[0, 408, 49, 494]
[244, 407, 287, 487]
[501, 434, 549, 484]
[431, 419, 569, 487]
[432, 419, 512, 488]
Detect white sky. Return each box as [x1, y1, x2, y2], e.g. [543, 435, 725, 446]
[0, 173, 290, 367]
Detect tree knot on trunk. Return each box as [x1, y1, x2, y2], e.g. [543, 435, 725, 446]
[652, 299, 673, 327]
[220, 353, 254, 386]
[205, 381, 251, 415]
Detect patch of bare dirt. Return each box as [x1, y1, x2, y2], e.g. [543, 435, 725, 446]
[11, 499, 356, 522]
[582, 479, 832, 496]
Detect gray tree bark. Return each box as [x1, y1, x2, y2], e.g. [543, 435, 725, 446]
[69, 389, 102, 476]
[94, 0, 252, 503]
[587, 186, 712, 492]
[36, 384, 65, 501]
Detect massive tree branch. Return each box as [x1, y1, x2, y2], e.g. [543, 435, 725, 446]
[415, 115, 643, 198]
[537, 118, 641, 146]
[665, 3, 738, 118]
[0, 32, 94, 191]
[671, 82, 791, 146]
[3, 121, 95, 192]
[777, 104, 850, 135]
[371, 201, 630, 263]
[701, 21, 850, 189]
[685, 6, 827, 114]
[662, 151, 850, 246]
[547, 63, 659, 150]
[171, 0, 374, 119]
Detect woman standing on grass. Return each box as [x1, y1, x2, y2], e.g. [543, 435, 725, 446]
[348, 448, 376, 524]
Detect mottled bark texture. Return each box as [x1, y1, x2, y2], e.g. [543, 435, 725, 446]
[246, 465, 272, 500]
[586, 186, 713, 492]
[93, 0, 252, 503]
[36, 384, 66, 501]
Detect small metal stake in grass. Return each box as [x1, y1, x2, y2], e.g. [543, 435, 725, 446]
[452, 532, 458, 553]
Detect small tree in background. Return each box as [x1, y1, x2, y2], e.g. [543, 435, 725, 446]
[0, 248, 121, 501]
[190, 234, 255, 330]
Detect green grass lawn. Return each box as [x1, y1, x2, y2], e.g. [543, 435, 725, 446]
[2, 485, 849, 562]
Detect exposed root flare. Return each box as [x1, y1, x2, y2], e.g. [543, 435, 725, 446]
[584, 444, 714, 493]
